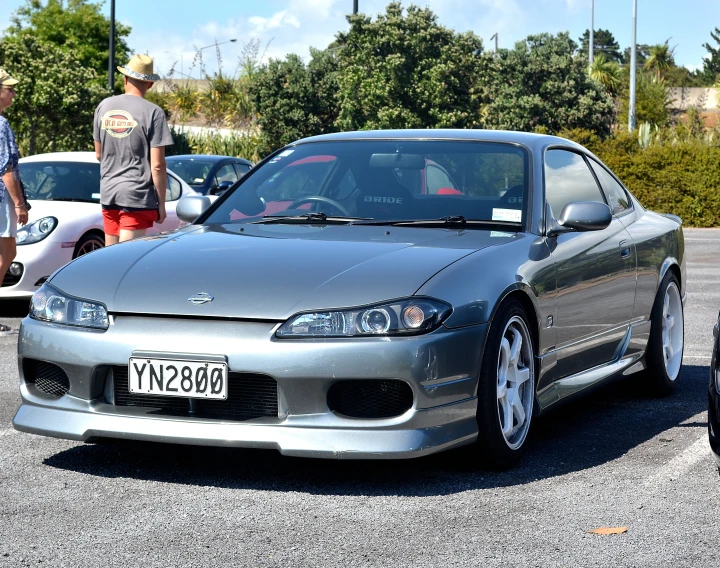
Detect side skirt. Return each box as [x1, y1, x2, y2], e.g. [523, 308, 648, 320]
[535, 320, 650, 412]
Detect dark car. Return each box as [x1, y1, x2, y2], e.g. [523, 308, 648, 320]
[710, 315, 720, 473]
[166, 154, 253, 195]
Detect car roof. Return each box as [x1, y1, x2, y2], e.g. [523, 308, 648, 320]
[292, 129, 585, 152]
[19, 151, 98, 164]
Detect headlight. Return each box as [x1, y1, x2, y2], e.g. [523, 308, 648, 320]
[276, 298, 452, 338]
[30, 283, 109, 330]
[16, 216, 58, 245]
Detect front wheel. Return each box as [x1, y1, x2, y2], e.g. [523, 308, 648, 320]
[643, 271, 684, 396]
[475, 299, 536, 469]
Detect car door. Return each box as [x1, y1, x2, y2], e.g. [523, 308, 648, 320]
[546, 148, 637, 379]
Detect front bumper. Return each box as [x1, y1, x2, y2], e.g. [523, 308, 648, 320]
[13, 315, 489, 459]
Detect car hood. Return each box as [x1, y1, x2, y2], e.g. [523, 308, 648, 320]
[49, 224, 515, 319]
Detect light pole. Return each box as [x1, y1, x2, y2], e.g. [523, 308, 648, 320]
[490, 33, 498, 56]
[629, 0, 637, 131]
[353, 0, 358, 14]
[108, 0, 115, 91]
[195, 38, 237, 77]
[589, 0, 594, 64]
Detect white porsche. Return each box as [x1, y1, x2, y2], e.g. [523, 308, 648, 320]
[0, 151, 198, 299]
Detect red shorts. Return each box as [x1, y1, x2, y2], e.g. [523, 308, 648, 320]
[102, 209, 158, 236]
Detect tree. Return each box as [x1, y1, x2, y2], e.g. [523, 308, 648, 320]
[7, 0, 131, 90]
[644, 43, 675, 82]
[622, 44, 651, 66]
[480, 33, 614, 137]
[617, 68, 671, 128]
[702, 27, 720, 82]
[588, 53, 621, 95]
[334, 2, 483, 131]
[579, 29, 622, 63]
[249, 50, 339, 154]
[0, 35, 107, 155]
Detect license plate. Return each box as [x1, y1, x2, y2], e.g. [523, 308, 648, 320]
[128, 356, 228, 400]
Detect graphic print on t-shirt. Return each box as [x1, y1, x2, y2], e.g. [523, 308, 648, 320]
[100, 109, 138, 138]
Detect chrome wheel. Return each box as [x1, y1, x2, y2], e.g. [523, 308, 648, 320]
[662, 281, 683, 381]
[496, 315, 534, 450]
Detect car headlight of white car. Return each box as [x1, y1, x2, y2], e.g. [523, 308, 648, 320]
[30, 283, 109, 330]
[276, 298, 452, 338]
[16, 216, 58, 245]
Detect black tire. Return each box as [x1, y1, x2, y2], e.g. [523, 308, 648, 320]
[474, 299, 536, 470]
[73, 232, 105, 259]
[643, 271, 684, 396]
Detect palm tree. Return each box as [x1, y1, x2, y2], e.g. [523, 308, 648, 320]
[644, 43, 674, 82]
[588, 53, 621, 94]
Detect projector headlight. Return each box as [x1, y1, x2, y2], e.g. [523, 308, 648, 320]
[30, 283, 109, 330]
[276, 298, 452, 338]
[16, 216, 57, 245]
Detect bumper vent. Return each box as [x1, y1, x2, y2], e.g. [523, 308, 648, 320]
[112, 366, 278, 421]
[2, 267, 21, 287]
[327, 380, 413, 418]
[24, 360, 70, 398]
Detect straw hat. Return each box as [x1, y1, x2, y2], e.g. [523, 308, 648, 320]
[117, 54, 160, 82]
[0, 68, 19, 87]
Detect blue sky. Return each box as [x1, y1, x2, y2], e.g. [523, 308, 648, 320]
[1, 0, 719, 77]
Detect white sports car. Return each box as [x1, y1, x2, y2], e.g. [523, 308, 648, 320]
[1, 151, 198, 299]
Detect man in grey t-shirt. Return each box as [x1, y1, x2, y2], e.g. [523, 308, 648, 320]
[93, 54, 173, 245]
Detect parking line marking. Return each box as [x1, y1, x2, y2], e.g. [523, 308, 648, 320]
[644, 431, 711, 488]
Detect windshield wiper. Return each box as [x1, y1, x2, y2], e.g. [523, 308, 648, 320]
[252, 212, 370, 224]
[389, 217, 519, 228]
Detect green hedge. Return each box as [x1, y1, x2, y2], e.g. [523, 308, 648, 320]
[593, 135, 720, 227]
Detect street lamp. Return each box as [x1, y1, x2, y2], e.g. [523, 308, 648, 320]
[353, 0, 358, 14]
[589, 0, 594, 64]
[629, 0, 638, 131]
[108, 0, 116, 91]
[194, 39, 237, 77]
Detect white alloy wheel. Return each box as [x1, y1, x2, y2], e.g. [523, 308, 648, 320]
[661, 281, 683, 381]
[496, 315, 535, 450]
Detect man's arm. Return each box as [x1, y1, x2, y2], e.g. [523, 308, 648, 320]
[94, 141, 102, 162]
[150, 146, 167, 224]
[2, 166, 28, 226]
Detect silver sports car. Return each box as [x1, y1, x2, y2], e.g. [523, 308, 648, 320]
[13, 130, 686, 469]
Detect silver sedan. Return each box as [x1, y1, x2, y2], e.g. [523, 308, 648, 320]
[12, 130, 685, 469]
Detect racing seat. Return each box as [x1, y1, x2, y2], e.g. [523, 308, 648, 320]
[355, 168, 414, 219]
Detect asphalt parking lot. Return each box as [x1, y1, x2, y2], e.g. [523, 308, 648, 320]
[0, 228, 719, 567]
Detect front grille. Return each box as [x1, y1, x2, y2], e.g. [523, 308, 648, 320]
[24, 360, 70, 398]
[327, 380, 413, 419]
[112, 366, 278, 421]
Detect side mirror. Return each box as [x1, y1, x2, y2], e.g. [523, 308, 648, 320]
[210, 180, 234, 196]
[177, 195, 212, 223]
[547, 201, 612, 236]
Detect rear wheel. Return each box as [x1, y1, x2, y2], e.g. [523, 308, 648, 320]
[475, 299, 536, 469]
[73, 233, 105, 259]
[643, 271, 684, 396]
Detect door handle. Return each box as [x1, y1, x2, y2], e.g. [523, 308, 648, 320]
[619, 240, 631, 258]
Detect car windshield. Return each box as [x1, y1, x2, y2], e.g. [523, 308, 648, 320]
[166, 158, 217, 186]
[205, 140, 528, 225]
[19, 161, 100, 203]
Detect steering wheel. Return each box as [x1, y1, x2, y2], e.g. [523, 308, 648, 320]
[287, 196, 351, 217]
